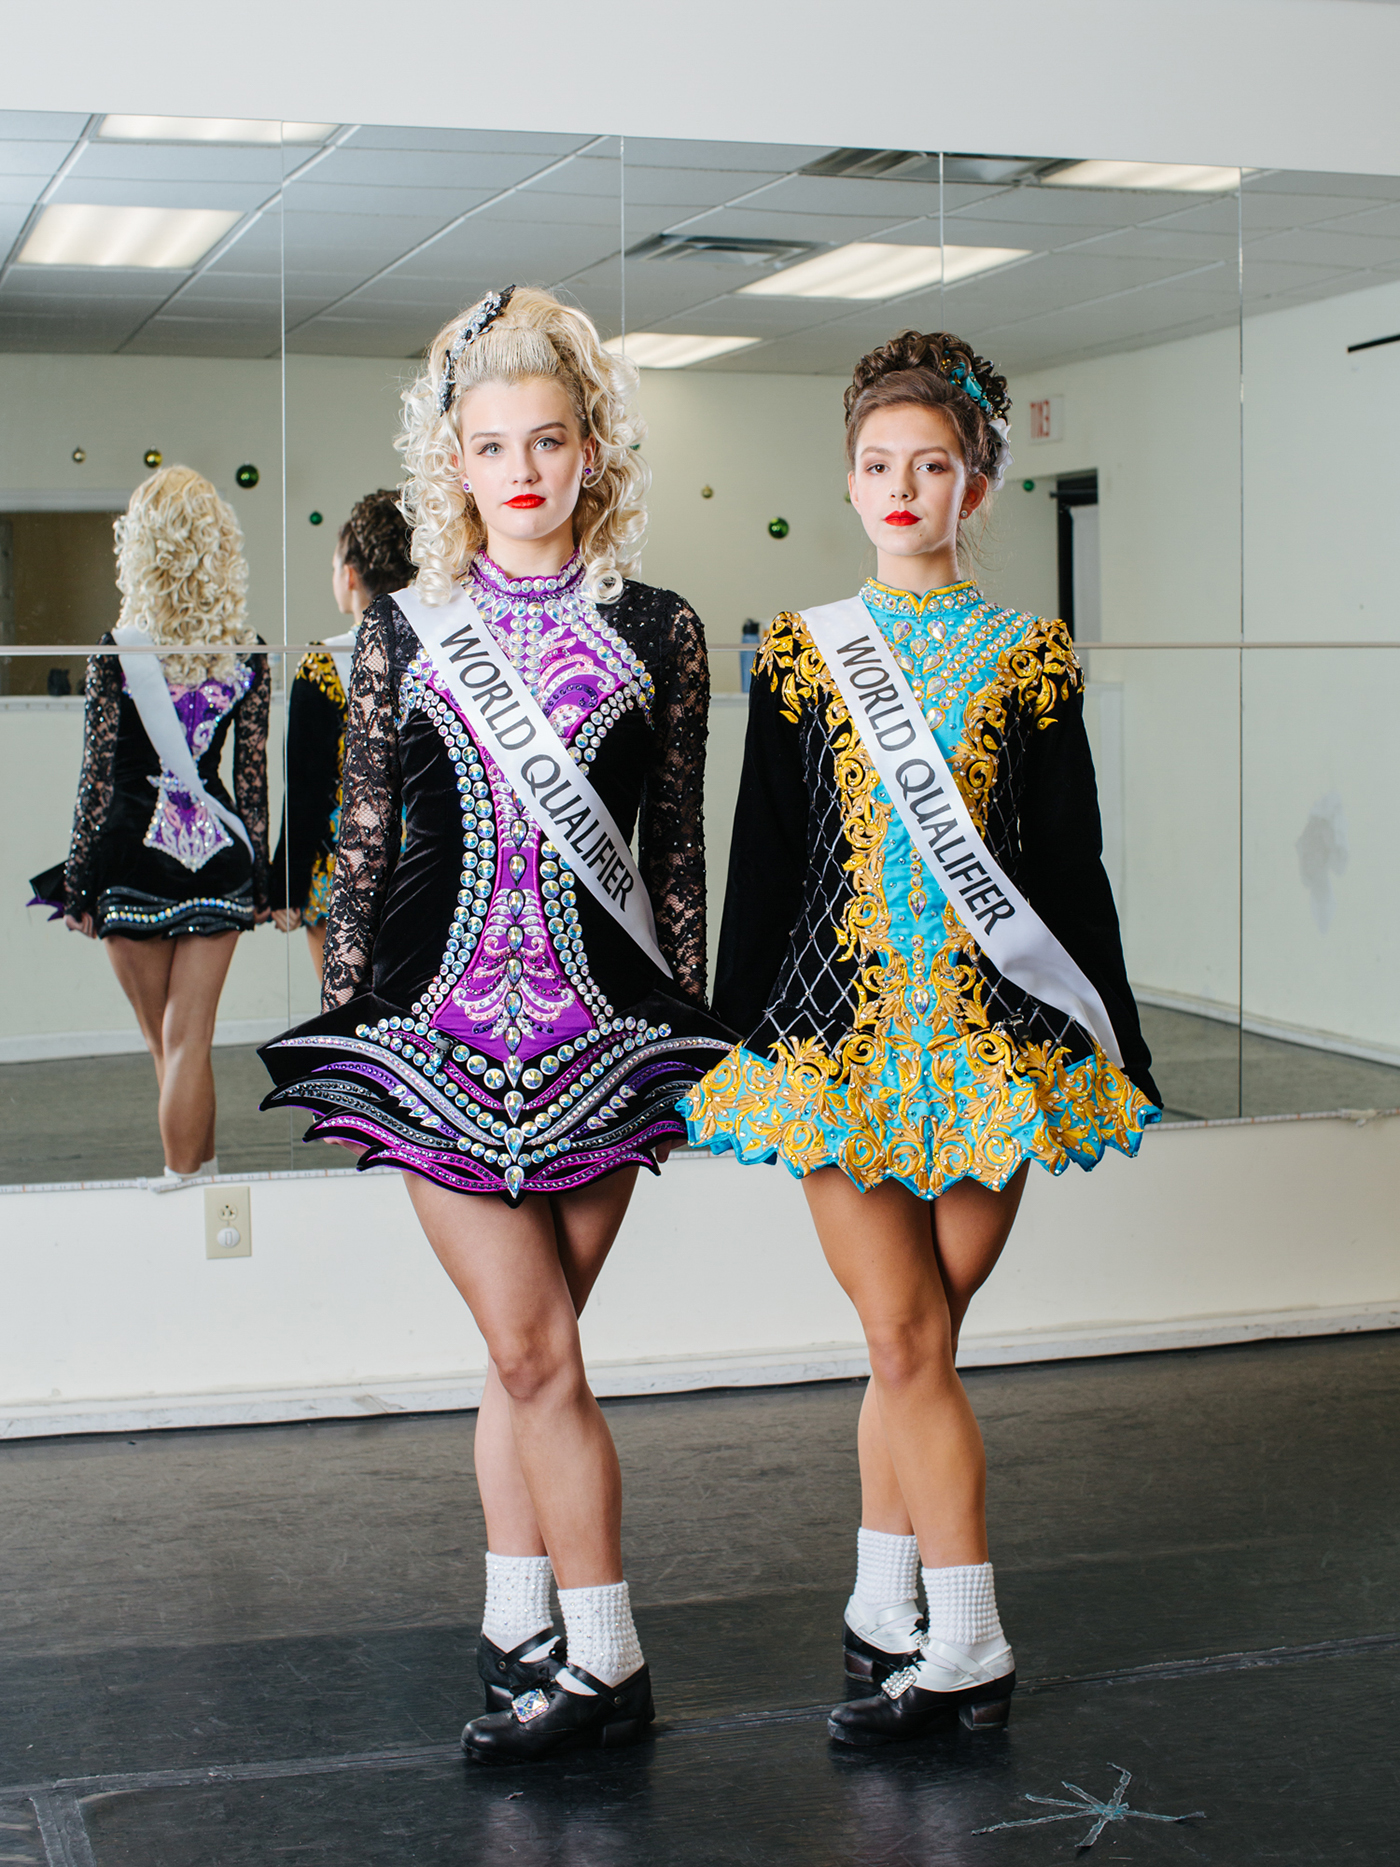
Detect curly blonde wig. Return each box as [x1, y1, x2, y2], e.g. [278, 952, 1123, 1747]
[114, 466, 254, 687]
[398, 286, 647, 606]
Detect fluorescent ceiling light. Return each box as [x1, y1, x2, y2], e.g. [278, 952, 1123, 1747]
[1047, 160, 1242, 192]
[604, 332, 761, 368]
[18, 204, 243, 268]
[739, 241, 1028, 299]
[99, 115, 335, 144]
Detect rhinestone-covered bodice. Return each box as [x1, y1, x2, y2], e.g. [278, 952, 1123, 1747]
[375, 551, 659, 1105]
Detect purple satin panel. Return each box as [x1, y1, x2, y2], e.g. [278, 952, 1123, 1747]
[132, 664, 253, 872]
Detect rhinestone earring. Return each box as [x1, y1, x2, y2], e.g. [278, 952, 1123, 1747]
[461, 479, 472, 495]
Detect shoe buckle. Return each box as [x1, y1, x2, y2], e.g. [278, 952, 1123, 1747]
[881, 1665, 919, 1700]
[512, 1687, 550, 1723]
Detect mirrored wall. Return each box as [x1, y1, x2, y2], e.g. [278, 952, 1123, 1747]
[4, 111, 1398, 1185]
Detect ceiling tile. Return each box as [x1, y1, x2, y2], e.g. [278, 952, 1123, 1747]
[1243, 227, 1400, 269]
[621, 138, 830, 171]
[1247, 168, 1400, 201]
[50, 176, 271, 213]
[0, 140, 81, 179]
[741, 173, 945, 220]
[71, 143, 284, 186]
[1316, 201, 1400, 240]
[1240, 191, 1389, 229]
[305, 147, 560, 192]
[344, 126, 595, 157]
[665, 205, 904, 245]
[0, 112, 89, 140]
[281, 182, 498, 219]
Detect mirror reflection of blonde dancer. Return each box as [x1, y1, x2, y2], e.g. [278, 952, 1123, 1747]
[260, 288, 731, 1761]
[60, 468, 269, 1191]
[270, 490, 413, 980]
[683, 331, 1162, 1746]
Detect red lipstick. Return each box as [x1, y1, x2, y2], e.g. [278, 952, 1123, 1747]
[504, 494, 546, 508]
[883, 510, 919, 527]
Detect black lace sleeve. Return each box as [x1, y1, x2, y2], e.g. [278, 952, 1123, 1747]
[64, 641, 122, 919]
[638, 595, 709, 1004]
[234, 649, 271, 912]
[320, 603, 402, 1010]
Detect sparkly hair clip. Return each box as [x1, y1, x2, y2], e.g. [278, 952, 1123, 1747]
[438, 285, 516, 417]
[944, 356, 994, 416]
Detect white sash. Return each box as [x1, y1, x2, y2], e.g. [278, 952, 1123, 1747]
[112, 625, 253, 858]
[801, 597, 1122, 1064]
[392, 585, 672, 979]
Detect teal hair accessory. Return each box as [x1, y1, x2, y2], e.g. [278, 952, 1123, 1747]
[947, 358, 993, 415]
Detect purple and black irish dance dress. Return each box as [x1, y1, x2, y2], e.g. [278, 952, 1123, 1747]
[54, 635, 270, 938]
[259, 552, 730, 1204]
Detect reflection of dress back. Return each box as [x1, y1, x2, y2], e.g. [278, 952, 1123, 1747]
[51, 630, 271, 941]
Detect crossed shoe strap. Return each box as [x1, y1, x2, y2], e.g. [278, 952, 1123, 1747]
[511, 1662, 628, 1720]
[880, 1635, 1010, 1700]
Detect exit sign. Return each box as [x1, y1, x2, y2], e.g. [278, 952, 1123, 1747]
[1027, 396, 1064, 443]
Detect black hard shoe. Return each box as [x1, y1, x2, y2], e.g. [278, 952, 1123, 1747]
[828, 1649, 1015, 1748]
[462, 1662, 655, 1764]
[842, 1619, 925, 1700]
[477, 1631, 565, 1713]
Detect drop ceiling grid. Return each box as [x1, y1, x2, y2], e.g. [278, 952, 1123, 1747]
[3, 124, 1400, 365]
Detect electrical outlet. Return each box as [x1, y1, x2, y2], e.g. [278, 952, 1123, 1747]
[204, 1184, 251, 1259]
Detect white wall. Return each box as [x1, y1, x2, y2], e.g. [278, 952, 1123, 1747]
[4, 1116, 1397, 1434]
[0, 354, 286, 635]
[7, 1, 1400, 182]
[1002, 278, 1400, 1055]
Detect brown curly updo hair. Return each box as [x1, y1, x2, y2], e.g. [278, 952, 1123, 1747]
[337, 488, 414, 600]
[844, 330, 1011, 492]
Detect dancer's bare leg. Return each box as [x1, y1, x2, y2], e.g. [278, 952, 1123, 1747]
[805, 1166, 1026, 1568]
[406, 1171, 638, 1586]
[106, 932, 238, 1171]
[852, 1167, 1028, 1539]
[471, 1166, 640, 1559]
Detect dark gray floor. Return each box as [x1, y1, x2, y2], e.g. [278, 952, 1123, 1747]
[6, 1011, 1400, 1185]
[2, 1334, 1397, 1862]
[1139, 1004, 1400, 1124]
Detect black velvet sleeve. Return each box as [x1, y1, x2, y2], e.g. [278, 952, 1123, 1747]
[270, 655, 345, 911]
[711, 656, 808, 1038]
[1017, 681, 1161, 1106]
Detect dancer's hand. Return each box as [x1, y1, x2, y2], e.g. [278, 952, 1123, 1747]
[271, 907, 302, 931]
[64, 912, 95, 938]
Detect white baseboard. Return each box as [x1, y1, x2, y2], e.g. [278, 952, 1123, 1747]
[4, 1302, 1395, 1440]
[1134, 985, 1400, 1069]
[0, 1017, 289, 1064]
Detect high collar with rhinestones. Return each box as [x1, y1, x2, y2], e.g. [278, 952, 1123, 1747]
[860, 578, 982, 621]
[467, 551, 586, 600]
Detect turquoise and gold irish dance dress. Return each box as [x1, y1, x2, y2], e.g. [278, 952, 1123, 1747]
[681, 579, 1161, 1197]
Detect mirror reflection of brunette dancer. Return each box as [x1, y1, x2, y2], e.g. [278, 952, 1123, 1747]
[683, 332, 1162, 1746]
[56, 467, 269, 1191]
[270, 490, 413, 981]
[260, 288, 730, 1762]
